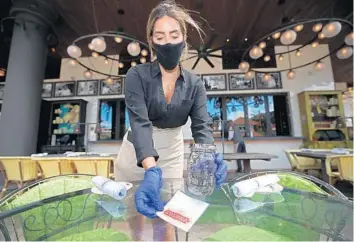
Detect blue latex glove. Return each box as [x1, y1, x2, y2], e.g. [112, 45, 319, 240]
[214, 152, 227, 187]
[135, 167, 164, 218]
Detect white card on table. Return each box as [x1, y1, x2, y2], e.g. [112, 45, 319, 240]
[156, 190, 209, 232]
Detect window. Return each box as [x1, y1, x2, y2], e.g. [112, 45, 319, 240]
[206, 94, 291, 139]
[98, 99, 128, 140]
[206, 97, 222, 138]
[226, 97, 246, 136]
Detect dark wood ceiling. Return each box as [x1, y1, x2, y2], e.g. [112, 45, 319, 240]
[1, 0, 353, 84]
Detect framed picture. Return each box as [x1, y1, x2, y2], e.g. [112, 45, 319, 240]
[0, 84, 4, 100]
[100, 78, 123, 95]
[201, 74, 227, 91]
[54, 82, 75, 97]
[42, 83, 53, 98]
[228, 73, 254, 90]
[256, 72, 282, 89]
[77, 80, 99, 96]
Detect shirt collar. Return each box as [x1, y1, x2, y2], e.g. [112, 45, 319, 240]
[151, 60, 186, 81]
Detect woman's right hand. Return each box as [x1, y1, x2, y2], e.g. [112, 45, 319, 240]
[135, 167, 164, 218]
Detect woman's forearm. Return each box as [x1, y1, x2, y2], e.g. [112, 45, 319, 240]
[142, 157, 157, 170]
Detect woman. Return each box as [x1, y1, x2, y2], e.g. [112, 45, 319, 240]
[115, 0, 227, 240]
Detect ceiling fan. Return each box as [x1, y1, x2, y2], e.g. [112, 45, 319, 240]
[184, 33, 223, 70]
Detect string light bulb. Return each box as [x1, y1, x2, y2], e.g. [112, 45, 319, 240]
[295, 50, 301, 57]
[279, 54, 284, 61]
[119, 62, 124, 68]
[105, 77, 113, 85]
[245, 71, 255, 80]
[312, 23, 323, 32]
[92, 51, 99, 58]
[272, 32, 281, 39]
[263, 74, 271, 82]
[311, 42, 319, 48]
[69, 59, 77, 66]
[114, 36, 123, 43]
[263, 55, 271, 62]
[141, 49, 148, 56]
[140, 57, 147, 64]
[259, 41, 266, 49]
[314, 61, 325, 71]
[84, 70, 92, 79]
[104, 58, 109, 64]
[131, 61, 137, 67]
[0, 68, 5, 77]
[294, 24, 304, 32]
[287, 70, 296, 79]
[238, 61, 250, 72]
[318, 32, 325, 39]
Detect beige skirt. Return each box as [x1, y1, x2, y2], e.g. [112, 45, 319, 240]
[114, 126, 184, 182]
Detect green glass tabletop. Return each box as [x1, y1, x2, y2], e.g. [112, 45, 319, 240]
[0, 173, 352, 241]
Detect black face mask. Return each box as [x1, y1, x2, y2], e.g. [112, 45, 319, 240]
[152, 42, 185, 70]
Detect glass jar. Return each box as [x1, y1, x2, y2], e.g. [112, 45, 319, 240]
[186, 143, 216, 196]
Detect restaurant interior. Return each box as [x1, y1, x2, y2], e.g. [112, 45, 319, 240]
[0, 0, 353, 241]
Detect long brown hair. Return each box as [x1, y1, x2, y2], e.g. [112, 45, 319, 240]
[146, 0, 204, 60]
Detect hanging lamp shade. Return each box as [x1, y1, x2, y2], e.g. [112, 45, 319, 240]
[127, 42, 141, 56]
[67, 45, 82, 58]
[322, 21, 342, 38]
[344, 32, 354, 46]
[336, 47, 353, 59]
[280, 30, 297, 45]
[91, 37, 107, 53]
[249, 46, 263, 59]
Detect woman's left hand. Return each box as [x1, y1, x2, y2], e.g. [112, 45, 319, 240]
[214, 152, 227, 187]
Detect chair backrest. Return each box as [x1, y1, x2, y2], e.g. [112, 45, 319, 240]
[34, 158, 75, 178]
[59, 159, 75, 175]
[334, 155, 353, 182]
[284, 150, 319, 170]
[36, 160, 61, 178]
[284, 150, 297, 170]
[0, 157, 37, 181]
[70, 158, 111, 177]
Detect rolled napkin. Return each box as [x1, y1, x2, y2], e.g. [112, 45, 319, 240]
[231, 179, 259, 198]
[254, 174, 280, 188]
[231, 174, 280, 198]
[92, 176, 127, 200]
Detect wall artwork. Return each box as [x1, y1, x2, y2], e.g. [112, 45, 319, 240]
[256, 72, 282, 89]
[100, 78, 123, 95]
[0, 84, 4, 100]
[228, 73, 255, 90]
[42, 83, 53, 98]
[77, 80, 99, 96]
[201, 74, 227, 91]
[54, 82, 76, 97]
